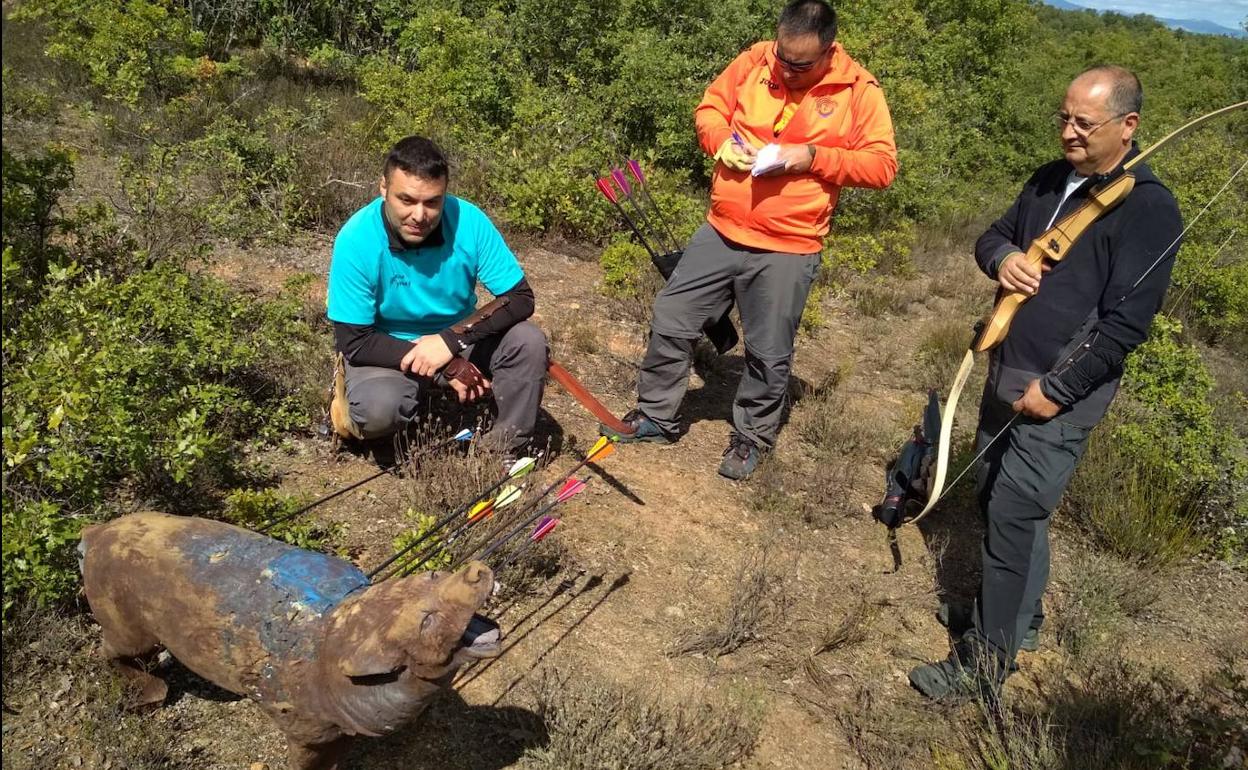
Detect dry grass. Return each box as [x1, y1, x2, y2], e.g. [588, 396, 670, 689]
[792, 388, 876, 460]
[832, 686, 951, 770]
[669, 549, 788, 659]
[2, 605, 183, 770]
[521, 670, 759, 770]
[1051, 549, 1160, 658]
[849, 281, 903, 318]
[915, 319, 975, 391]
[959, 653, 1248, 770]
[1066, 424, 1209, 566]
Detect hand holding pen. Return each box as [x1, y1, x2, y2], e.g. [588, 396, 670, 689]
[716, 129, 757, 172]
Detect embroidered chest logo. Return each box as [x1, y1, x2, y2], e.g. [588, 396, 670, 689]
[760, 77, 780, 90]
[389, 275, 411, 288]
[816, 96, 837, 118]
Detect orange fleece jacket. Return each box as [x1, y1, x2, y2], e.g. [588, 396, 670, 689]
[696, 41, 898, 254]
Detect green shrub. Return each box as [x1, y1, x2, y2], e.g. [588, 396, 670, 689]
[1068, 315, 1247, 563]
[599, 239, 651, 298]
[2, 148, 325, 611]
[221, 488, 341, 552]
[10, 0, 230, 105]
[389, 509, 452, 574]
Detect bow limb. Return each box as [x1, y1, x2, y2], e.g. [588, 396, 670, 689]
[547, 360, 637, 436]
[1126, 101, 1248, 171]
[903, 348, 977, 527]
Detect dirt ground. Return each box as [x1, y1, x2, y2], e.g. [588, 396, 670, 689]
[4, 232, 1246, 770]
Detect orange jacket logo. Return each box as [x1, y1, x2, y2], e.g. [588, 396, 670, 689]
[816, 96, 837, 117]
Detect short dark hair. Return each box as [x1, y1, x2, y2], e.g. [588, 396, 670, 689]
[1080, 65, 1143, 115]
[383, 136, 449, 181]
[778, 0, 837, 47]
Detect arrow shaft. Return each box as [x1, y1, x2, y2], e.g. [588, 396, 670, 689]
[629, 166, 681, 254]
[595, 176, 660, 258]
[259, 430, 469, 534]
[474, 496, 562, 563]
[367, 467, 526, 580]
[492, 523, 557, 573]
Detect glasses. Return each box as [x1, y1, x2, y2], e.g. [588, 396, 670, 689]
[1051, 111, 1129, 137]
[773, 43, 832, 74]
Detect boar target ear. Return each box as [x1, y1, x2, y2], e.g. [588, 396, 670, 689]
[338, 634, 406, 679]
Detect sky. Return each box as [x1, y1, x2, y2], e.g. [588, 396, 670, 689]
[1065, 0, 1248, 29]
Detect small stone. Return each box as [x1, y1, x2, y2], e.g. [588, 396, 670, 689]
[663, 605, 685, 618]
[250, 763, 270, 770]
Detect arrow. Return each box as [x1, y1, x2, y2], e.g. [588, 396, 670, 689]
[626, 160, 681, 254]
[367, 454, 538, 581]
[396, 481, 528, 578]
[593, 173, 661, 261]
[611, 166, 671, 257]
[451, 438, 611, 572]
[476, 477, 588, 564]
[494, 518, 563, 574]
[258, 428, 474, 534]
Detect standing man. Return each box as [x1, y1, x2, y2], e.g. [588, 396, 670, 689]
[909, 66, 1183, 699]
[609, 0, 897, 480]
[327, 136, 547, 456]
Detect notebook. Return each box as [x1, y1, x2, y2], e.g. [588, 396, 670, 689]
[751, 143, 787, 176]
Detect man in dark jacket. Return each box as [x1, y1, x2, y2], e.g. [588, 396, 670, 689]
[909, 66, 1183, 700]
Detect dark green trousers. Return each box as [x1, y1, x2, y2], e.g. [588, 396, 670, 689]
[968, 395, 1092, 665]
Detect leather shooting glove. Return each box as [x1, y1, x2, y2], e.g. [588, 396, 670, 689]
[443, 357, 487, 391]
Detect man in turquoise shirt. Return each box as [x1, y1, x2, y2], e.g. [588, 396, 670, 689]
[327, 136, 547, 453]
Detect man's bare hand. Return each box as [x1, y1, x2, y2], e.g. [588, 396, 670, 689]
[758, 144, 815, 176]
[448, 375, 491, 403]
[400, 335, 453, 377]
[1012, 378, 1060, 420]
[997, 251, 1051, 296]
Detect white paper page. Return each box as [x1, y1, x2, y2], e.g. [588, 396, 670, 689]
[751, 143, 786, 177]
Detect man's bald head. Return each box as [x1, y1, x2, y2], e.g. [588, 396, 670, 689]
[1073, 65, 1142, 117]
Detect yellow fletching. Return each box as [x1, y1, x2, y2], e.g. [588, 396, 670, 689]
[589, 439, 616, 462]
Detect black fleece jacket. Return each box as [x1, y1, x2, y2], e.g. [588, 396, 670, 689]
[974, 144, 1182, 425]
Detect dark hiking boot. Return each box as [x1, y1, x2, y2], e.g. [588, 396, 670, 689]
[909, 639, 1007, 703]
[936, 601, 1040, 653]
[718, 433, 761, 481]
[602, 409, 676, 444]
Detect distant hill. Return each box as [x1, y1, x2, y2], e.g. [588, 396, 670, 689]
[1039, 0, 1247, 38]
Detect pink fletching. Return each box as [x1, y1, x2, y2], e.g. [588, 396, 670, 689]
[595, 177, 618, 204]
[610, 167, 632, 196]
[532, 519, 560, 541]
[556, 477, 587, 503]
[627, 159, 645, 184]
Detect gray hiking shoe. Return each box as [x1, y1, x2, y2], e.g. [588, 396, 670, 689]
[718, 433, 761, 481]
[936, 602, 1040, 652]
[602, 409, 676, 444]
[909, 640, 1006, 703]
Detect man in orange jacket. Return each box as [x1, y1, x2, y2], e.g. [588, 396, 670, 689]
[610, 0, 897, 479]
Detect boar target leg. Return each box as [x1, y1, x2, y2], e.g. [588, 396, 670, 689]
[100, 638, 169, 708]
[288, 736, 351, 770]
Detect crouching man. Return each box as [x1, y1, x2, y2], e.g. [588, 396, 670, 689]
[327, 136, 547, 455]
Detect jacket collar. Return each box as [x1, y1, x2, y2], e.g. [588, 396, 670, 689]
[762, 41, 860, 90]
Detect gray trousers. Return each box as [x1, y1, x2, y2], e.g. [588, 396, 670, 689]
[968, 395, 1092, 664]
[637, 224, 820, 449]
[344, 321, 547, 452]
